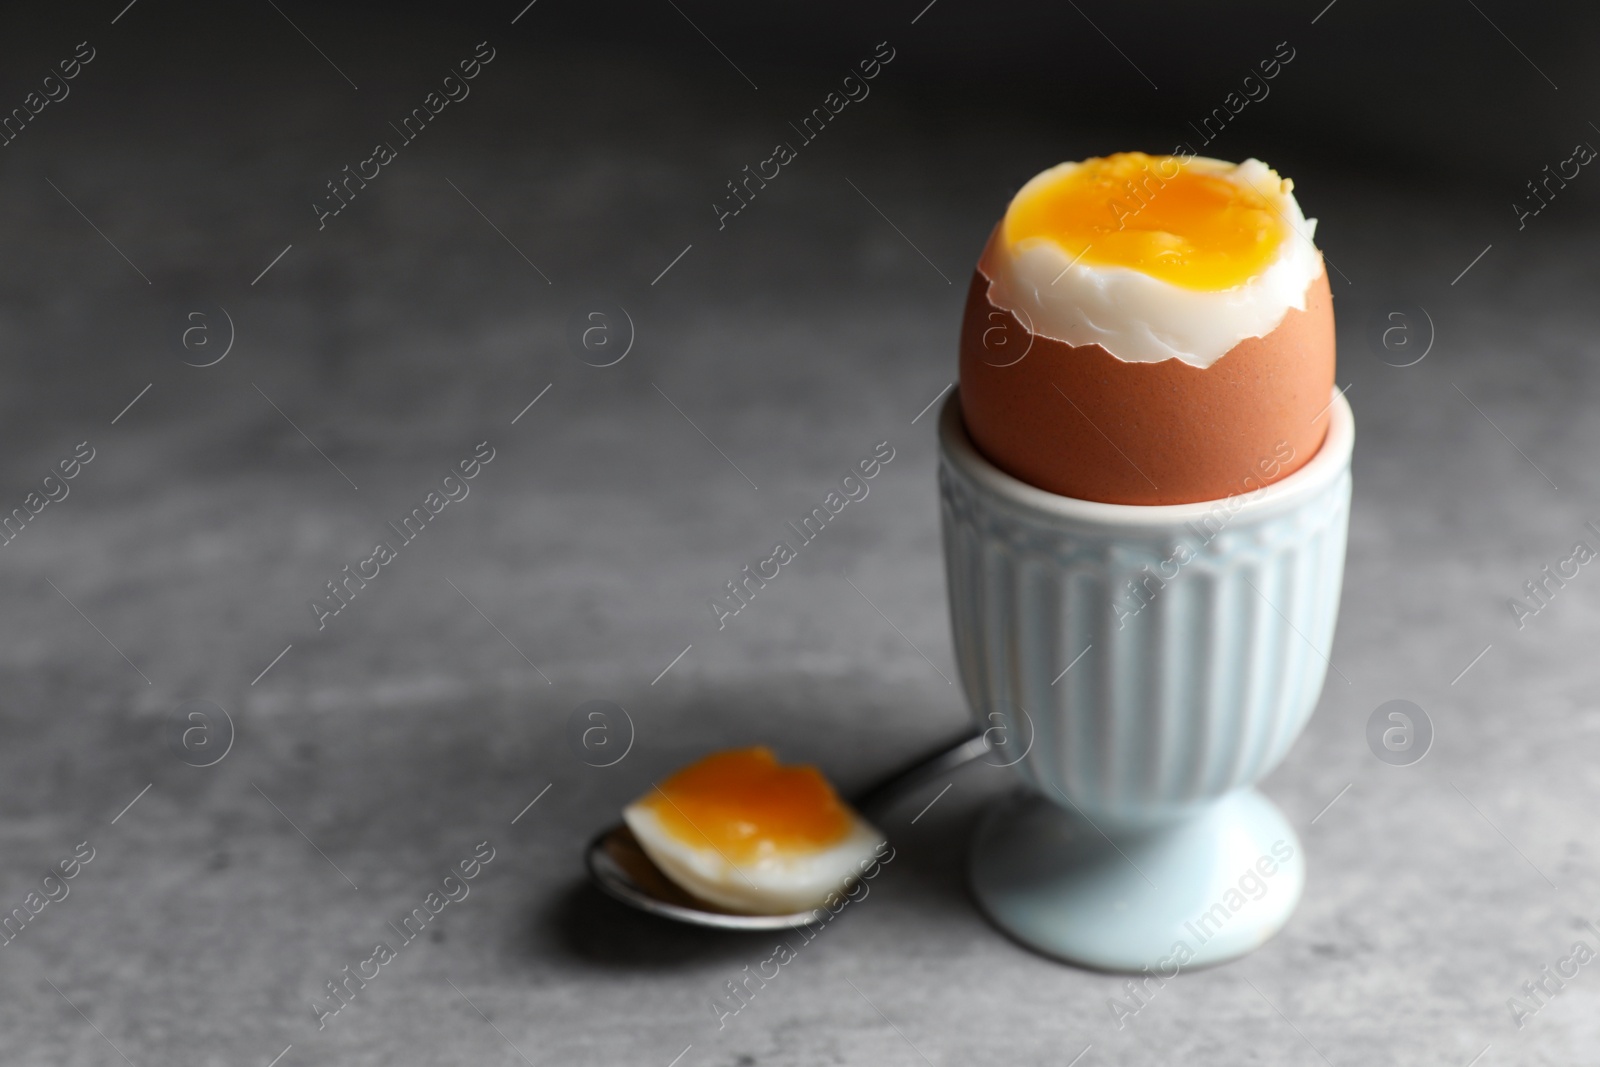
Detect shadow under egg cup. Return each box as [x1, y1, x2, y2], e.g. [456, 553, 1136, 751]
[938, 389, 1353, 972]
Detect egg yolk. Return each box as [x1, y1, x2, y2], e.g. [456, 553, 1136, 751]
[642, 747, 853, 864]
[1003, 152, 1289, 291]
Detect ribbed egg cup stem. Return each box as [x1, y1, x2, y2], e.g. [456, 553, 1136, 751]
[938, 390, 1353, 972]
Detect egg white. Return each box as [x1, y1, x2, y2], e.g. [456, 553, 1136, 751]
[980, 157, 1323, 368]
[623, 800, 887, 915]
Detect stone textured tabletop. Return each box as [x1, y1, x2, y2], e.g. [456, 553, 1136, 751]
[0, 4, 1595, 1065]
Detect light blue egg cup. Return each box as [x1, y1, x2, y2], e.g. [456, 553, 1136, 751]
[938, 390, 1353, 972]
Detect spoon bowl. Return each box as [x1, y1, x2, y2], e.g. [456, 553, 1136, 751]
[586, 731, 989, 928]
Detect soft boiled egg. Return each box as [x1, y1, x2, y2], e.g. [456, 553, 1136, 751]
[959, 152, 1336, 505]
[623, 747, 886, 915]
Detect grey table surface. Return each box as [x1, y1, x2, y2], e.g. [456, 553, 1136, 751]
[0, 13, 1596, 1067]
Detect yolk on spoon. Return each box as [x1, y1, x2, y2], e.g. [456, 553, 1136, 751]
[641, 747, 854, 864]
[1002, 152, 1289, 291]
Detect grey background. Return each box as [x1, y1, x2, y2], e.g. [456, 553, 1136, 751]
[0, 1, 1593, 1064]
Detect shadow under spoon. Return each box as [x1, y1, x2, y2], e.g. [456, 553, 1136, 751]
[585, 730, 990, 930]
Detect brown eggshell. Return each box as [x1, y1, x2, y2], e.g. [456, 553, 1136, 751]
[957, 267, 1336, 506]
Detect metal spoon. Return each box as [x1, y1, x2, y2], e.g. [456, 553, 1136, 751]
[585, 730, 990, 930]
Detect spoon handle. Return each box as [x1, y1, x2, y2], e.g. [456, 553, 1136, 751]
[851, 730, 990, 816]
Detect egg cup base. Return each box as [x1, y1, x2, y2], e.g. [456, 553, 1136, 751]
[967, 786, 1305, 972]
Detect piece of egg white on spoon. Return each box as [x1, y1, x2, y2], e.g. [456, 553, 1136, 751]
[623, 746, 888, 915]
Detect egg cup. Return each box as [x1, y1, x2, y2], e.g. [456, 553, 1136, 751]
[938, 389, 1353, 971]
